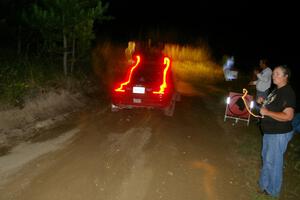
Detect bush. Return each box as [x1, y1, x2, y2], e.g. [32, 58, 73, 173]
[0, 56, 78, 107]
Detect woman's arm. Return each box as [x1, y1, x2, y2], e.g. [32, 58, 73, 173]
[260, 107, 294, 121]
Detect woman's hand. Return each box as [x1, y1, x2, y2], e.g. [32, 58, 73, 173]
[260, 107, 268, 116]
[256, 97, 264, 104]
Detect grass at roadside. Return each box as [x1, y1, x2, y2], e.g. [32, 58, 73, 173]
[0, 58, 53, 106]
[234, 122, 300, 200]
[163, 43, 224, 85]
[282, 134, 300, 199]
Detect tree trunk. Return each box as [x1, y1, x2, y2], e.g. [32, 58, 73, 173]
[71, 34, 75, 74]
[63, 31, 68, 76]
[17, 25, 22, 56]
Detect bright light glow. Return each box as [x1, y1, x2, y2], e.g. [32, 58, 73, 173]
[223, 56, 237, 81]
[223, 56, 234, 70]
[226, 97, 230, 104]
[250, 101, 254, 109]
[153, 57, 171, 94]
[115, 55, 141, 92]
[133, 86, 145, 94]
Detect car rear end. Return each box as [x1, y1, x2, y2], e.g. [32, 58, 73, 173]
[111, 54, 175, 111]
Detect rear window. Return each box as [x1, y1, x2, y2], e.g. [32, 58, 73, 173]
[132, 59, 164, 83]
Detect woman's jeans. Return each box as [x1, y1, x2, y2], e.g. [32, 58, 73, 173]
[259, 131, 294, 197]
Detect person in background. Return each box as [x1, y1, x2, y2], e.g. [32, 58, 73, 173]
[222, 55, 236, 81]
[249, 59, 273, 101]
[257, 65, 296, 197]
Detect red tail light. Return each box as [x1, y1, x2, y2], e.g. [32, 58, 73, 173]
[115, 55, 141, 92]
[153, 57, 171, 94]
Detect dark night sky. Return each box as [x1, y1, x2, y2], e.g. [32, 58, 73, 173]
[99, 0, 300, 107]
[99, 0, 299, 69]
[0, 0, 298, 108]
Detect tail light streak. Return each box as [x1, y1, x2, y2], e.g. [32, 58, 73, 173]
[153, 57, 171, 94]
[115, 55, 141, 92]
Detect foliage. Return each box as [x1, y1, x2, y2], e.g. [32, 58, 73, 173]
[0, 57, 60, 107]
[23, 0, 111, 75]
[163, 44, 223, 84]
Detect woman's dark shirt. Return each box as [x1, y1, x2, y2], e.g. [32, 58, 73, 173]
[261, 84, 296, 133]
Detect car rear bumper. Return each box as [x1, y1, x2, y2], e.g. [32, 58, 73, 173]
[111, 92, 173, 109]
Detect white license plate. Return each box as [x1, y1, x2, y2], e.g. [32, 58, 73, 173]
[133, 98, 142, 103]
[133, 86, 145, 94]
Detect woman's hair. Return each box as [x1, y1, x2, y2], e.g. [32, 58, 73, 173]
[277, 65, 291, 81]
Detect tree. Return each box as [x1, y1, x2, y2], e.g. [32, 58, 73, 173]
[26, 0, 111, 76]
[0, 0, 37, 56]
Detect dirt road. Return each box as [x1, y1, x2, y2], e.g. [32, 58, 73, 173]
[0, 88, 259, 200]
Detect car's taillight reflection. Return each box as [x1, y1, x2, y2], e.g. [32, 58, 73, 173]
[114, 55, 141, 92]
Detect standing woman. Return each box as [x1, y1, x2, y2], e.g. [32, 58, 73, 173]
[257, 65, 296, 197]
